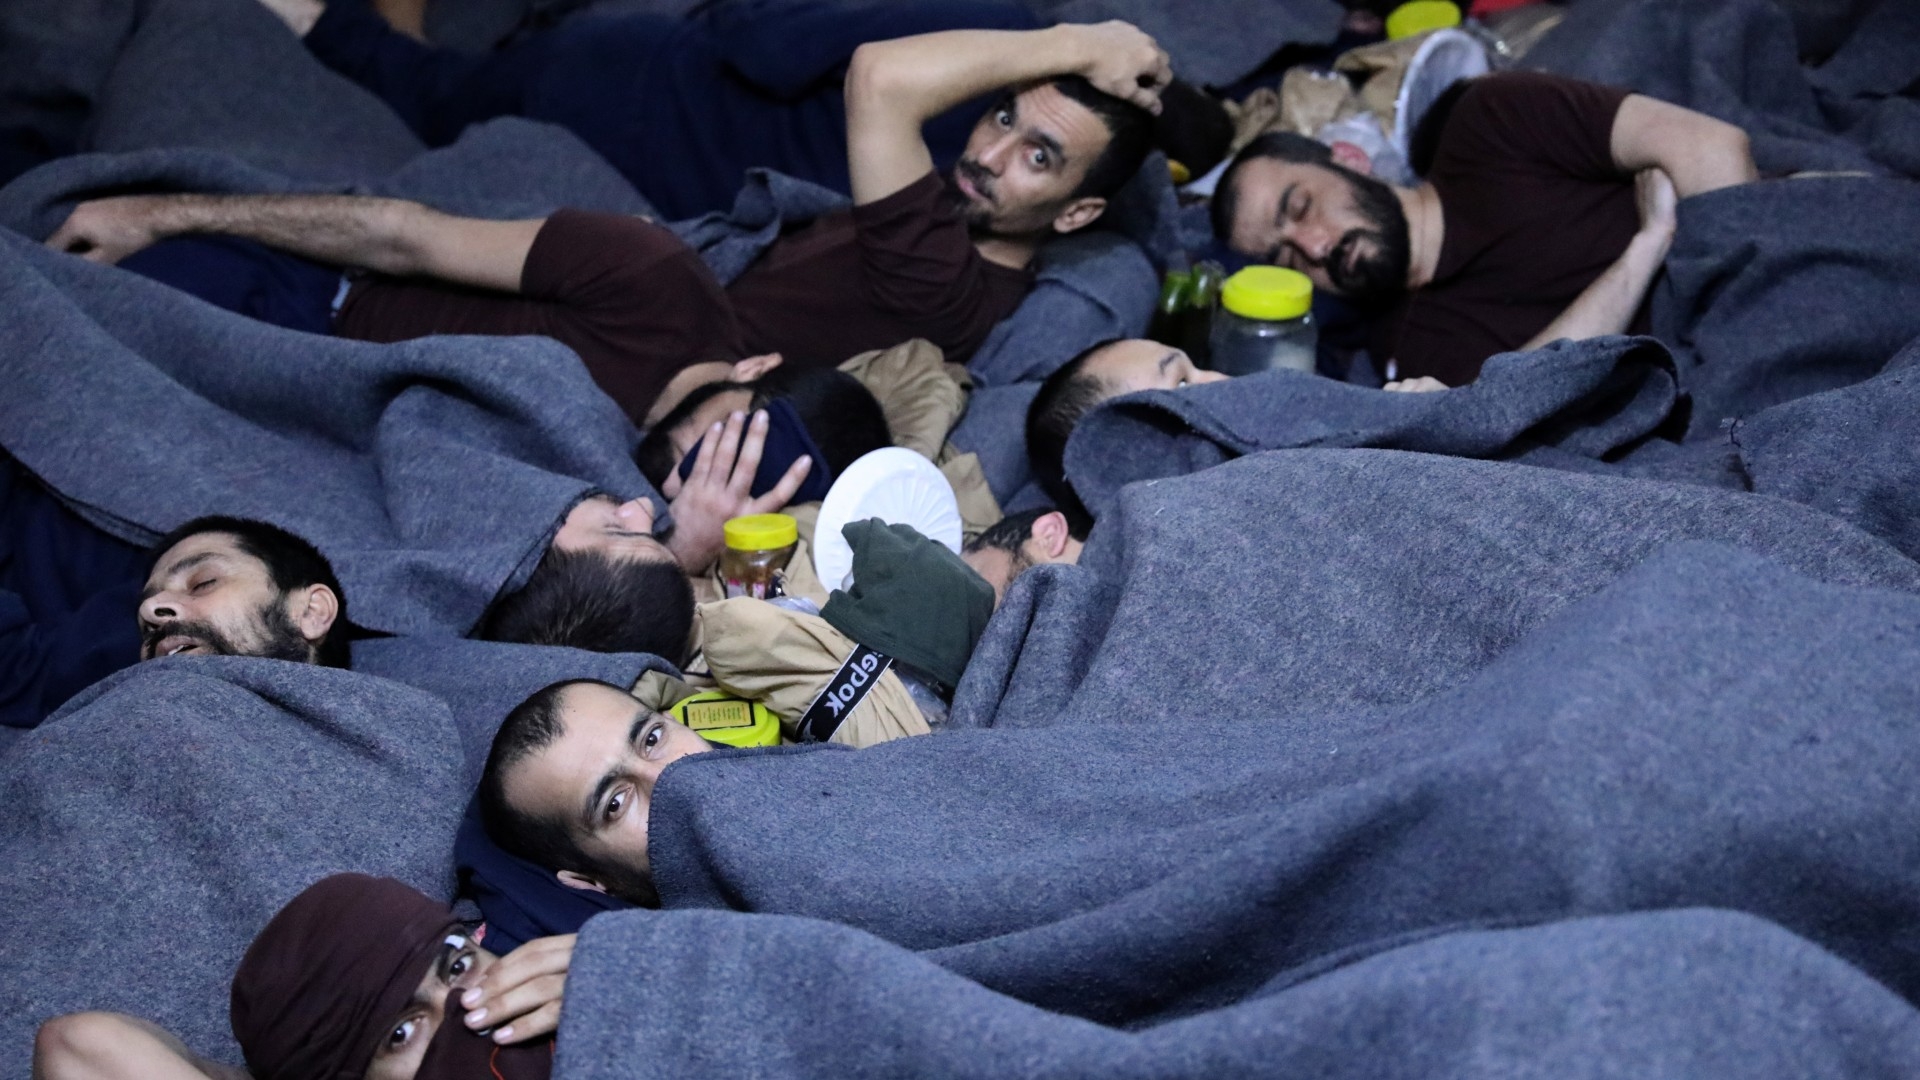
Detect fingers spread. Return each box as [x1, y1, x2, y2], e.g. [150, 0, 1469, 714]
[748, 455, 812, 514]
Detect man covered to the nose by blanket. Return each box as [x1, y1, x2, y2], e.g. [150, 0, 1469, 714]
[33, 874, 566, 1080]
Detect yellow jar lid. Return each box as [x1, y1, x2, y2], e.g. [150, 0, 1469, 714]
[1219, 266, 1313, 321]
[724, 513, 798, 551]
[1386, 0, 1461, 40]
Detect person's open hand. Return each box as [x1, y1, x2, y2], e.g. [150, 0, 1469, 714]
[1066, 21, 1171, 115]
[459, 934, 575, 1045]
[44, 197, 171, 265]
[666, 409, 812, 573]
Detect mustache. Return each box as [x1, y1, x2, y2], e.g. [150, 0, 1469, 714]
[140, 618, 232, 659]
[953, 159, 996, 203]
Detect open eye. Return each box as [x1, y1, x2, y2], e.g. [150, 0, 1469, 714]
[387, 1016, 419, 1051]
[995, 108, 1013, 128]
[1027, 147, 1049, 169]
[643, 723, 664, 752]
[603, 788, 628, 822]
[449, 950, 475, 980]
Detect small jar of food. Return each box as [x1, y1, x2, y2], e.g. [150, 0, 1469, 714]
[720, 513, 799, 599]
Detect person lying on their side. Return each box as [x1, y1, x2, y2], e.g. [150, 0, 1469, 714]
[45, 21, 1167, 430]
[1023, 337, 1443, 535]
[33, 874, 567, 1080]
[2, 508, 350, 727]
[1208, 71, 1756, 385]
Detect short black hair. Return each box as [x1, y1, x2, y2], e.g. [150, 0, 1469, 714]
[1045, 75, 1157, 201]
[965, 508, 1050, 557]
[635, 368, 892, 493]
[477, 679, 659, 904]
[1209, 130, 1336, 245]
[480, 548, 694, 664]
[1025, 340, 1122, 540]
[149, 515, 350, 668]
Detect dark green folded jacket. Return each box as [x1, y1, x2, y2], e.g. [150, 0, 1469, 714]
[821, 518, 994, 690]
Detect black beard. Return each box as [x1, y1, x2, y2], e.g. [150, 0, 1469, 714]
[1325, 168, 1412, 308]
[142, 599, 311, 663]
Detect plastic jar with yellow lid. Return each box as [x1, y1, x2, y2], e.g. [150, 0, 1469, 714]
[720, 513, 798, 599]
[1209, 266, 1317, 376]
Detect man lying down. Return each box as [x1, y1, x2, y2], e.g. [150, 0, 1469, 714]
[35, 886, 1920, 1080]
[33, 538, 1920, 1076]
[1, 510, 349, 726]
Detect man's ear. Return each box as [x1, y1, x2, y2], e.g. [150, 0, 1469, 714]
[1051, 196, 1108, 235]
[556, 870, 608, 894]
[290, 584, 339, 645]
[1328, 140, 1373, 176]
[731, 353, 784, 382]
[1030, 511, 1073, 560]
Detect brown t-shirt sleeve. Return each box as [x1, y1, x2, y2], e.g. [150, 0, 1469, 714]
[1438, 72, 1630, 184]
[848, 171, 1029, 350]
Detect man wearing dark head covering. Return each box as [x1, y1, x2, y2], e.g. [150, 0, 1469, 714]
[33, 874, 563, 1080]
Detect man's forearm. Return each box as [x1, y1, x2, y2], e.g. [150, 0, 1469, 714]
[847, 26, 1081, 134]
[1521, 230, 1669, 351]
[50, 193, 545, 293]
[130, 194, 428, 275]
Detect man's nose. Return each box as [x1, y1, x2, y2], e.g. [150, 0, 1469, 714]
[1286, 222, 1336, 265]
[974, 133, 1016, 174]
[138, 592, 177, 627]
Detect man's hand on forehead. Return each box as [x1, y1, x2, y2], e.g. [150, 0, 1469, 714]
[458, 934, 577, 1045]
[1062, 21, 1171, 115]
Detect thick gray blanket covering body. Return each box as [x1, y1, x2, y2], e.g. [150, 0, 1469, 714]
[951, 449, 1918, 737]
[1652, 177, 1920, 434]
[1529, 0, 1918, 178]
[0, 228, 651, 636]
[641, 543, 1920, 1029]
[0, 658, 469, 1071]
[1066, 335, 1687, 519]
[352, 636, 674, 776]
[559, 908, 1920, 1079]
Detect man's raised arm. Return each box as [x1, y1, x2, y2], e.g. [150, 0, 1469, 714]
[842, 22, 1169, 206]
[45, 193, 545, 294]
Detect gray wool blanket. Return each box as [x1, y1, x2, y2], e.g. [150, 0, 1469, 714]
[1652, 177, 1920, 435]
[1065, 334, 1688, 520]
[558, 908, 1920, 1079]
[352, 636, 675, 777]
[0, 657, 469, 1072]
[0, 227, 652, 636]
[630, 542, 1920, 1036]
[1528, 0, 1919, 178]
[953, 448, 1920, 734]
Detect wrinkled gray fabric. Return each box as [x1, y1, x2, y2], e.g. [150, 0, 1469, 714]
[1527, 0, 1909, 176]
[641, 542, 1920, 1030]
[1729, 335, 1920, 562]
[0, 228, 652, 636]
[1066, 335, 1684, 520]
[1652, 177, 1920, 433]
[950, 382, 1044, 506]
[951, 450, 1919, 735]
[1035, 0, 1344, 89]
[0, 657, 468, 1069]
[560, 908, 1920, 1079]
[352, 636, 676, 777]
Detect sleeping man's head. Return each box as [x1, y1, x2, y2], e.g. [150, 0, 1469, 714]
[138, 516, 347, 666]
[962, 508, 1085, 605]
[479, 679, 713, 906]
[480, 494, 696, 664]
[1025, 338, 1227, 535]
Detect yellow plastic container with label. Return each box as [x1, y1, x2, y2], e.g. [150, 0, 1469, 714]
[668, 690, 782, 748]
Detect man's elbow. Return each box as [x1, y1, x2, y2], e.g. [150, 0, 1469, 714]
[844, 41, 905, 115]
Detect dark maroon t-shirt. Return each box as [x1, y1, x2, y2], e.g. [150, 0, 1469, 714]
[334, 210, 745, 425]
[1385, 73, 1640, 386]
[725, 170, 1035, 369]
